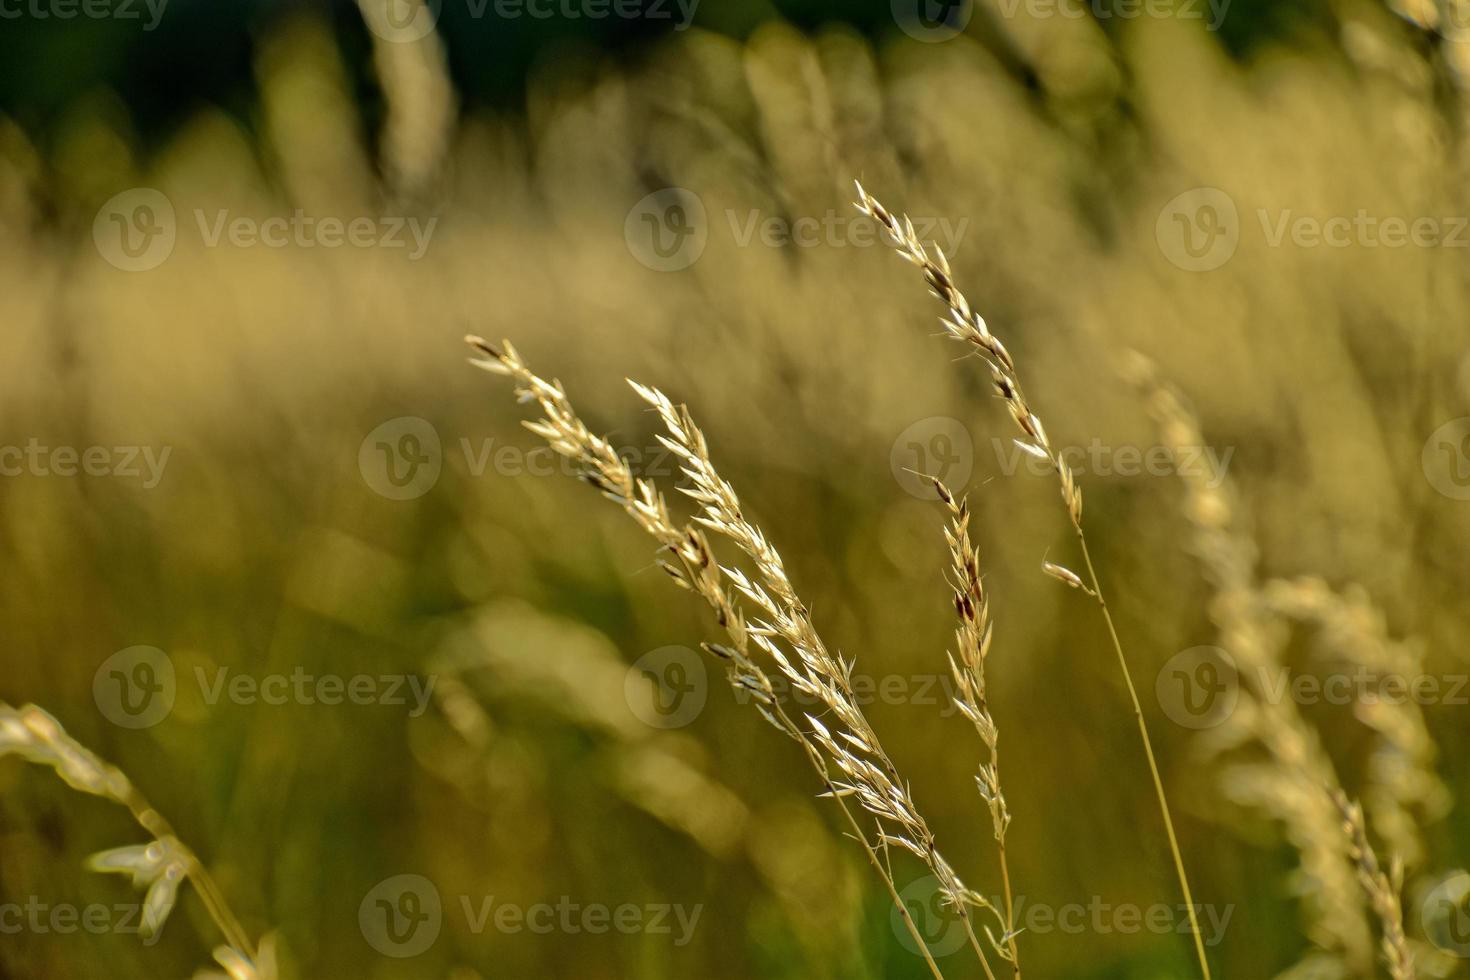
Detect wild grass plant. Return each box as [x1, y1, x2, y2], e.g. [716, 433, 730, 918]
[461, 179, 1460, 977]
[1, 5, 1468, 979]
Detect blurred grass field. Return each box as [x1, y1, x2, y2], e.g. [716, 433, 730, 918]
[1, 1, 1470, 977]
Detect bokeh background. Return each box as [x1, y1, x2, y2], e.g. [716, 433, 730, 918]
[2, 0, 1470, 977]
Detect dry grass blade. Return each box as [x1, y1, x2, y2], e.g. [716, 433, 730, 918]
[1265, 577, 1449, 872]
[467, 335, 998, 979]
[0, 703, 270, 978]
[855, 183, 1212, 979]
[931, 477, 1022, 975]
[852, 182, 1081, 524]
[628, 379, 1007, 977]
[1128, 352, 1379, 973]
[1331, 791, 1416, 980]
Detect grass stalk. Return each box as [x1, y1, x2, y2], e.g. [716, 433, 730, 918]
[856, 182, 1211, 979]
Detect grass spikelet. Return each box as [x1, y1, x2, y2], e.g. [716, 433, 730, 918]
[856, 183, 1212, 979]
[932, 477, 1022, 975]
[0, 703, 269, 978]
[468, 335, 1006, 980]
[1331, 791, 1416, 980]
[1265, 578, 1449, 871]
[1128, 353, 1376, 971]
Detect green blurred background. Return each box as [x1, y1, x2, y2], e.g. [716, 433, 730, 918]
[1, 0, 1469, 977]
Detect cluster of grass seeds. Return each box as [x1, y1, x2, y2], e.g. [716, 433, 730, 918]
[0, 703, 272, 979]
[462, 185, 1457, 980]
[1332, 791, 1416, 980]
[930, 477, 1021, 970]
[1125, 353, 1373, 969]
[466, 335, 1013, 979]
[853, 183, 1449, 980]
[854, 182, 1212, 978]
[1128, 353, 1456, 977]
